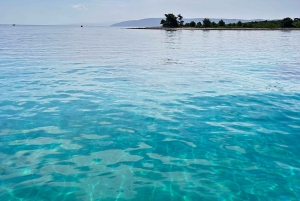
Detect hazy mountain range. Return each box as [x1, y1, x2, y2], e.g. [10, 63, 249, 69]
[111, 18, 265, 27]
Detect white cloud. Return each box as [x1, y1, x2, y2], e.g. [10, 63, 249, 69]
[72, 4, 87, 10]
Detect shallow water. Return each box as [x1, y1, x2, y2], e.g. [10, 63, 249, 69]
[0, 25, 300, 200]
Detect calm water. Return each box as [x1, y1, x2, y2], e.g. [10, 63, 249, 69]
[1, 25, 300, 201]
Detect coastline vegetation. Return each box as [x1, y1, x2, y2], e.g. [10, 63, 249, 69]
[160, 14, 300, 29]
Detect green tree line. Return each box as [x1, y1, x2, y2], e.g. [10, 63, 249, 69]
[161, 14, 300, 28]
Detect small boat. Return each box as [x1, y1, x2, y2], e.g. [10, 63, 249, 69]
[12, 24, 16, 26]
[81, 25, 83, 27]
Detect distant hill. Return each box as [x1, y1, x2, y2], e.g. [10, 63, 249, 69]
[111, 18, 265, 27]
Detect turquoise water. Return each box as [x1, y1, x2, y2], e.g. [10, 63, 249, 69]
[1, 25, 300, 200]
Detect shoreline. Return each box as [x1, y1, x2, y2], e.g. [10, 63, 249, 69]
[128, 27, 300, 31]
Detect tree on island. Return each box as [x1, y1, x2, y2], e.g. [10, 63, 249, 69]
[190, 21, 196, 27]
[161, 14, 179, 27]
[202, 18, 211, 27]
[177, 14, 184, 26]
[281, 17, 294, 28]
[237, 21, 242, 27]
[247, 23, 253, 28]
[196, 22, 202, 28]
[218, 19, 225, 26]
[294, 18, 300, 28]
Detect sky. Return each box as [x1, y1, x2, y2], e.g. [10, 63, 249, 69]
[0, 0, 299, 25]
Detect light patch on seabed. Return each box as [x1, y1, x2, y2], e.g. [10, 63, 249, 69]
[163, 138, 197, 148]
[145, 124, 157, 132]
[225, 145, 246, 154]
[77, 165, 139, 199]
[0, 129, 16, 135]
[22, 126, 69, 134]
[40, 164, 79, 175]
[80, 134, 110, 139]
[68, 150, 143, 167]
[273, 143, 289, 148]
[0, 126, 69, 135]
[243, 165, 259, 171]
[147, 153, 211, 166]
[8, 137, 82, 151]
[143, 163, 154, 168]
[127, 142, 152, 150]
[69, 124, 83, 127]
[289, 125, 300, 129]
[98, 121, 112, 125]
[0, 149, 61, 180]
[59, 142, 82, 150]
[73, 165, 222, 200]
[8, 137, 62, 146]
[78, 109, 92, 112]
[276, 161, 300, 171]
[257, 127, 289, 135]
[20, 112, 37, 117]
[117, 128, 135, 133]
[0, 105, 24, 111]
[13, 175, 53, 188]
[157, 131, 179, 137]
[17, 102, 27, 106]
[43, 106, 60, 113]
[137, 142, 152, 149]
[52, 165, 141, 200]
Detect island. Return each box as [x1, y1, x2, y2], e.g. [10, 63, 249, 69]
[129, 14, 300, 30]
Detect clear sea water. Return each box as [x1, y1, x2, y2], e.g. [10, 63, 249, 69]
[0, 25, 300, 201]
